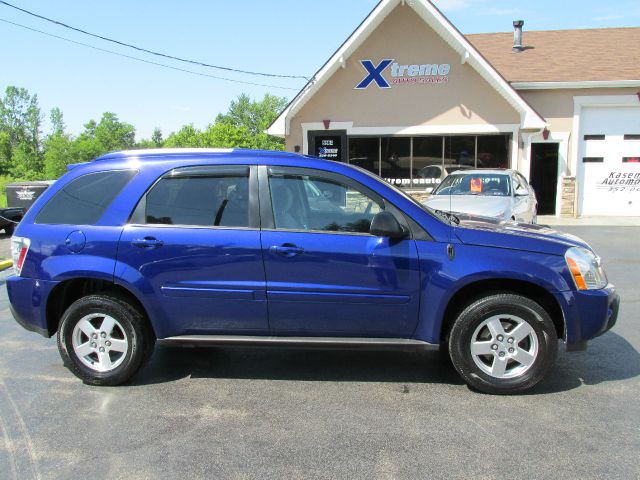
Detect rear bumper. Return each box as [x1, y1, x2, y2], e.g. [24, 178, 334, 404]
[556, 284, 620, 348]
[6, 275, 59, 338]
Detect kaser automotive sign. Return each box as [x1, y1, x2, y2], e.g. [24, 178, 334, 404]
[355, 59, 450, 89]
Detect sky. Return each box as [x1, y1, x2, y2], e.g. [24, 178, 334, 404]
[0, 0, 638, 140]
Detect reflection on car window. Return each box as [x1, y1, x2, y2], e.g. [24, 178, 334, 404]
[145, 175, 249, 227]
[269, 173, 382, 233]
[434, 173, 511, 197]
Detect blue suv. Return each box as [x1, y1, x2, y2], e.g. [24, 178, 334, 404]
[7, 149, 619, 393]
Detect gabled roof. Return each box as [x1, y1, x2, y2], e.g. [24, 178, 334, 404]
[267, 0, 546, 137]
[467, 27, 640, 84]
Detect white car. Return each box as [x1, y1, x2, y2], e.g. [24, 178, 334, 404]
[416, 164, 473, 192]
[422, 169, 538, 223]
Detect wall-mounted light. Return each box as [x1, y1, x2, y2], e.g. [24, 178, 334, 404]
[294, 145, 301, 153]
[542, 128, 550, 140]
[323, 119, 331, 129]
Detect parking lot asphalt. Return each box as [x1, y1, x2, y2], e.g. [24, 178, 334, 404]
[0, 226, 638, 479]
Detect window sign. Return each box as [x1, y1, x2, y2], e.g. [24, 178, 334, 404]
[309, 131, 347, 162]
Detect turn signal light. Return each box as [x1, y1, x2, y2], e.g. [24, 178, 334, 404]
[566, 257, 588, 290]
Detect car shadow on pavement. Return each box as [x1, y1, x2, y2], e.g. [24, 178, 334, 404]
[530, 331, 640, 395]
[130, 331, 639, 393]
[131, 346, 464, 387]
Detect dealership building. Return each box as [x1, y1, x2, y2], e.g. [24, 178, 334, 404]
[267, 0, 640, 217]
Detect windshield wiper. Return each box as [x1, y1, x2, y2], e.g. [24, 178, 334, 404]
[434, 209, 460, 225]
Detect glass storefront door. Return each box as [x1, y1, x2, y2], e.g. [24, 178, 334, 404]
[308, 130, 347, 162]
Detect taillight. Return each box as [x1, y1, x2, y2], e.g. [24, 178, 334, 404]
[11, 236, 31, 276]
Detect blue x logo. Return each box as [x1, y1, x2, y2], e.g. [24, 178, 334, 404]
[355, 59, 394, 89]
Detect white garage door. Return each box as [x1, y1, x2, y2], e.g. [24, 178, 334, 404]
[578, 106, 640, 216]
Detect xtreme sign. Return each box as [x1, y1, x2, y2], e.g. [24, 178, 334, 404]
[355, 59, 451, 89]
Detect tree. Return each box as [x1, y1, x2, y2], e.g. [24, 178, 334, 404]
[201, 123, 252, 148]
[0, 86, 43, 176]
[10, 142, 42, 180]
[0, 86, 42, 151]
[163, 124, 203, 148]
[87, 112, 136, 152]
[74, 112, 136, 163]
[43, 133, 80, 179]
[216, 93, 288, 150]
[151, 128, 163, 147]
[50, 107, 65, 136]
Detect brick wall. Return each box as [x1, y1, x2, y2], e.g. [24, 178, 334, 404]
[560, 176, 577, 217]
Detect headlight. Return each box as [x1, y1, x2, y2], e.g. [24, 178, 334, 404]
[564, 247, 607, 290]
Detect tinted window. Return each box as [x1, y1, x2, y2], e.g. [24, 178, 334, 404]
[269, 172, 382, 233]
[36, 170, 136, 225]
[145, 172, 249, 227]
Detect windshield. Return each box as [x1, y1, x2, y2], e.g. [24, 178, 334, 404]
[433, 173, 511, 197]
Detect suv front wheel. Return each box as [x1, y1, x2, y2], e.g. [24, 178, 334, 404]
[448, 293, 558, 394]
[57, 294, 154, 385]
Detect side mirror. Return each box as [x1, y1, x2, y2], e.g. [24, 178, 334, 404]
[515, 188, 528, 197]
[370, 211, 407, 239]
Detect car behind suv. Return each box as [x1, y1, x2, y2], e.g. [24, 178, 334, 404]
[7, 149, 619, 394]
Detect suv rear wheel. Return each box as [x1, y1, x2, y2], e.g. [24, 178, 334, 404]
[57, 294, 154, 385]
[448, 293, 558, 394]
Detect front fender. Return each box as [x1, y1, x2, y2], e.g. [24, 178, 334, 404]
[413, 241, 571, 343]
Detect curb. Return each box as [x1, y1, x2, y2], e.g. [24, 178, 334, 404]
[0, 259, 13, 271]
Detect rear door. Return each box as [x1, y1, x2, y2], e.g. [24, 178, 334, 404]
[259, 165, 421, 338]
[116, 165, 268, 337]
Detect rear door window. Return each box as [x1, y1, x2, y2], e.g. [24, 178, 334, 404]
[141, 166, 250, 227]
[36, 170, 137, 225]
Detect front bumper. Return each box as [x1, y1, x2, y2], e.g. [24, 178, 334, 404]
[556, 284, 620, 349]
[6, 275, 59, 338]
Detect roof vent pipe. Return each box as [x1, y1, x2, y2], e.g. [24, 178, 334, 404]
[513, 20, 524, 52]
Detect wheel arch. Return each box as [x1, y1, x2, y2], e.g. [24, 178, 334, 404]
[45, 277, 155, 338]
[438, 278, 566, 343]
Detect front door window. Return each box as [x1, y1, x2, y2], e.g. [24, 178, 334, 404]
[269, 171, 382, 233]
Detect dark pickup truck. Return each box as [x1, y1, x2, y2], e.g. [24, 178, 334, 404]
[0, 207, 24, 236]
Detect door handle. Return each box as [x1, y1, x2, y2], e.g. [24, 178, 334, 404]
[270, 244, 304, 257]
[131, 237, 164, 249]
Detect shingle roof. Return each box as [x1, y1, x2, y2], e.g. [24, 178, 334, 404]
[465, 27, 640, 83]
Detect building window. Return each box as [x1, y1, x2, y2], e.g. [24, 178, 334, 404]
[477, 135, 510, 169]
[413, 136, 444, 187]
[381, 137, 411, 187]
[444, 136, 476, 167]
[348, 137, 380, 176]
[346, 133, 511, 189]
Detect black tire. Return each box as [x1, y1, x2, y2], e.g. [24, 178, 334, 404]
[448, 293, 558, 394]
[57, 294, 154, 386]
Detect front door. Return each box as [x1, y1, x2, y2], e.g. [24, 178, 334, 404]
[529, 143, 559, 215]
[259, 165, 421, 338]
[308, 130, 347, 162]
[116, 165, 268, 337]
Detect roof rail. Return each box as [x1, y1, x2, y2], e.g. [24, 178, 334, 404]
[93, 148, 236, 162]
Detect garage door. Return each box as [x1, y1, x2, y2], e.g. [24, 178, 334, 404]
[578, 106, 640, 216]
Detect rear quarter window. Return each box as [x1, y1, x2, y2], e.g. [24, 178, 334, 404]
[35, 170, 137, 225]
